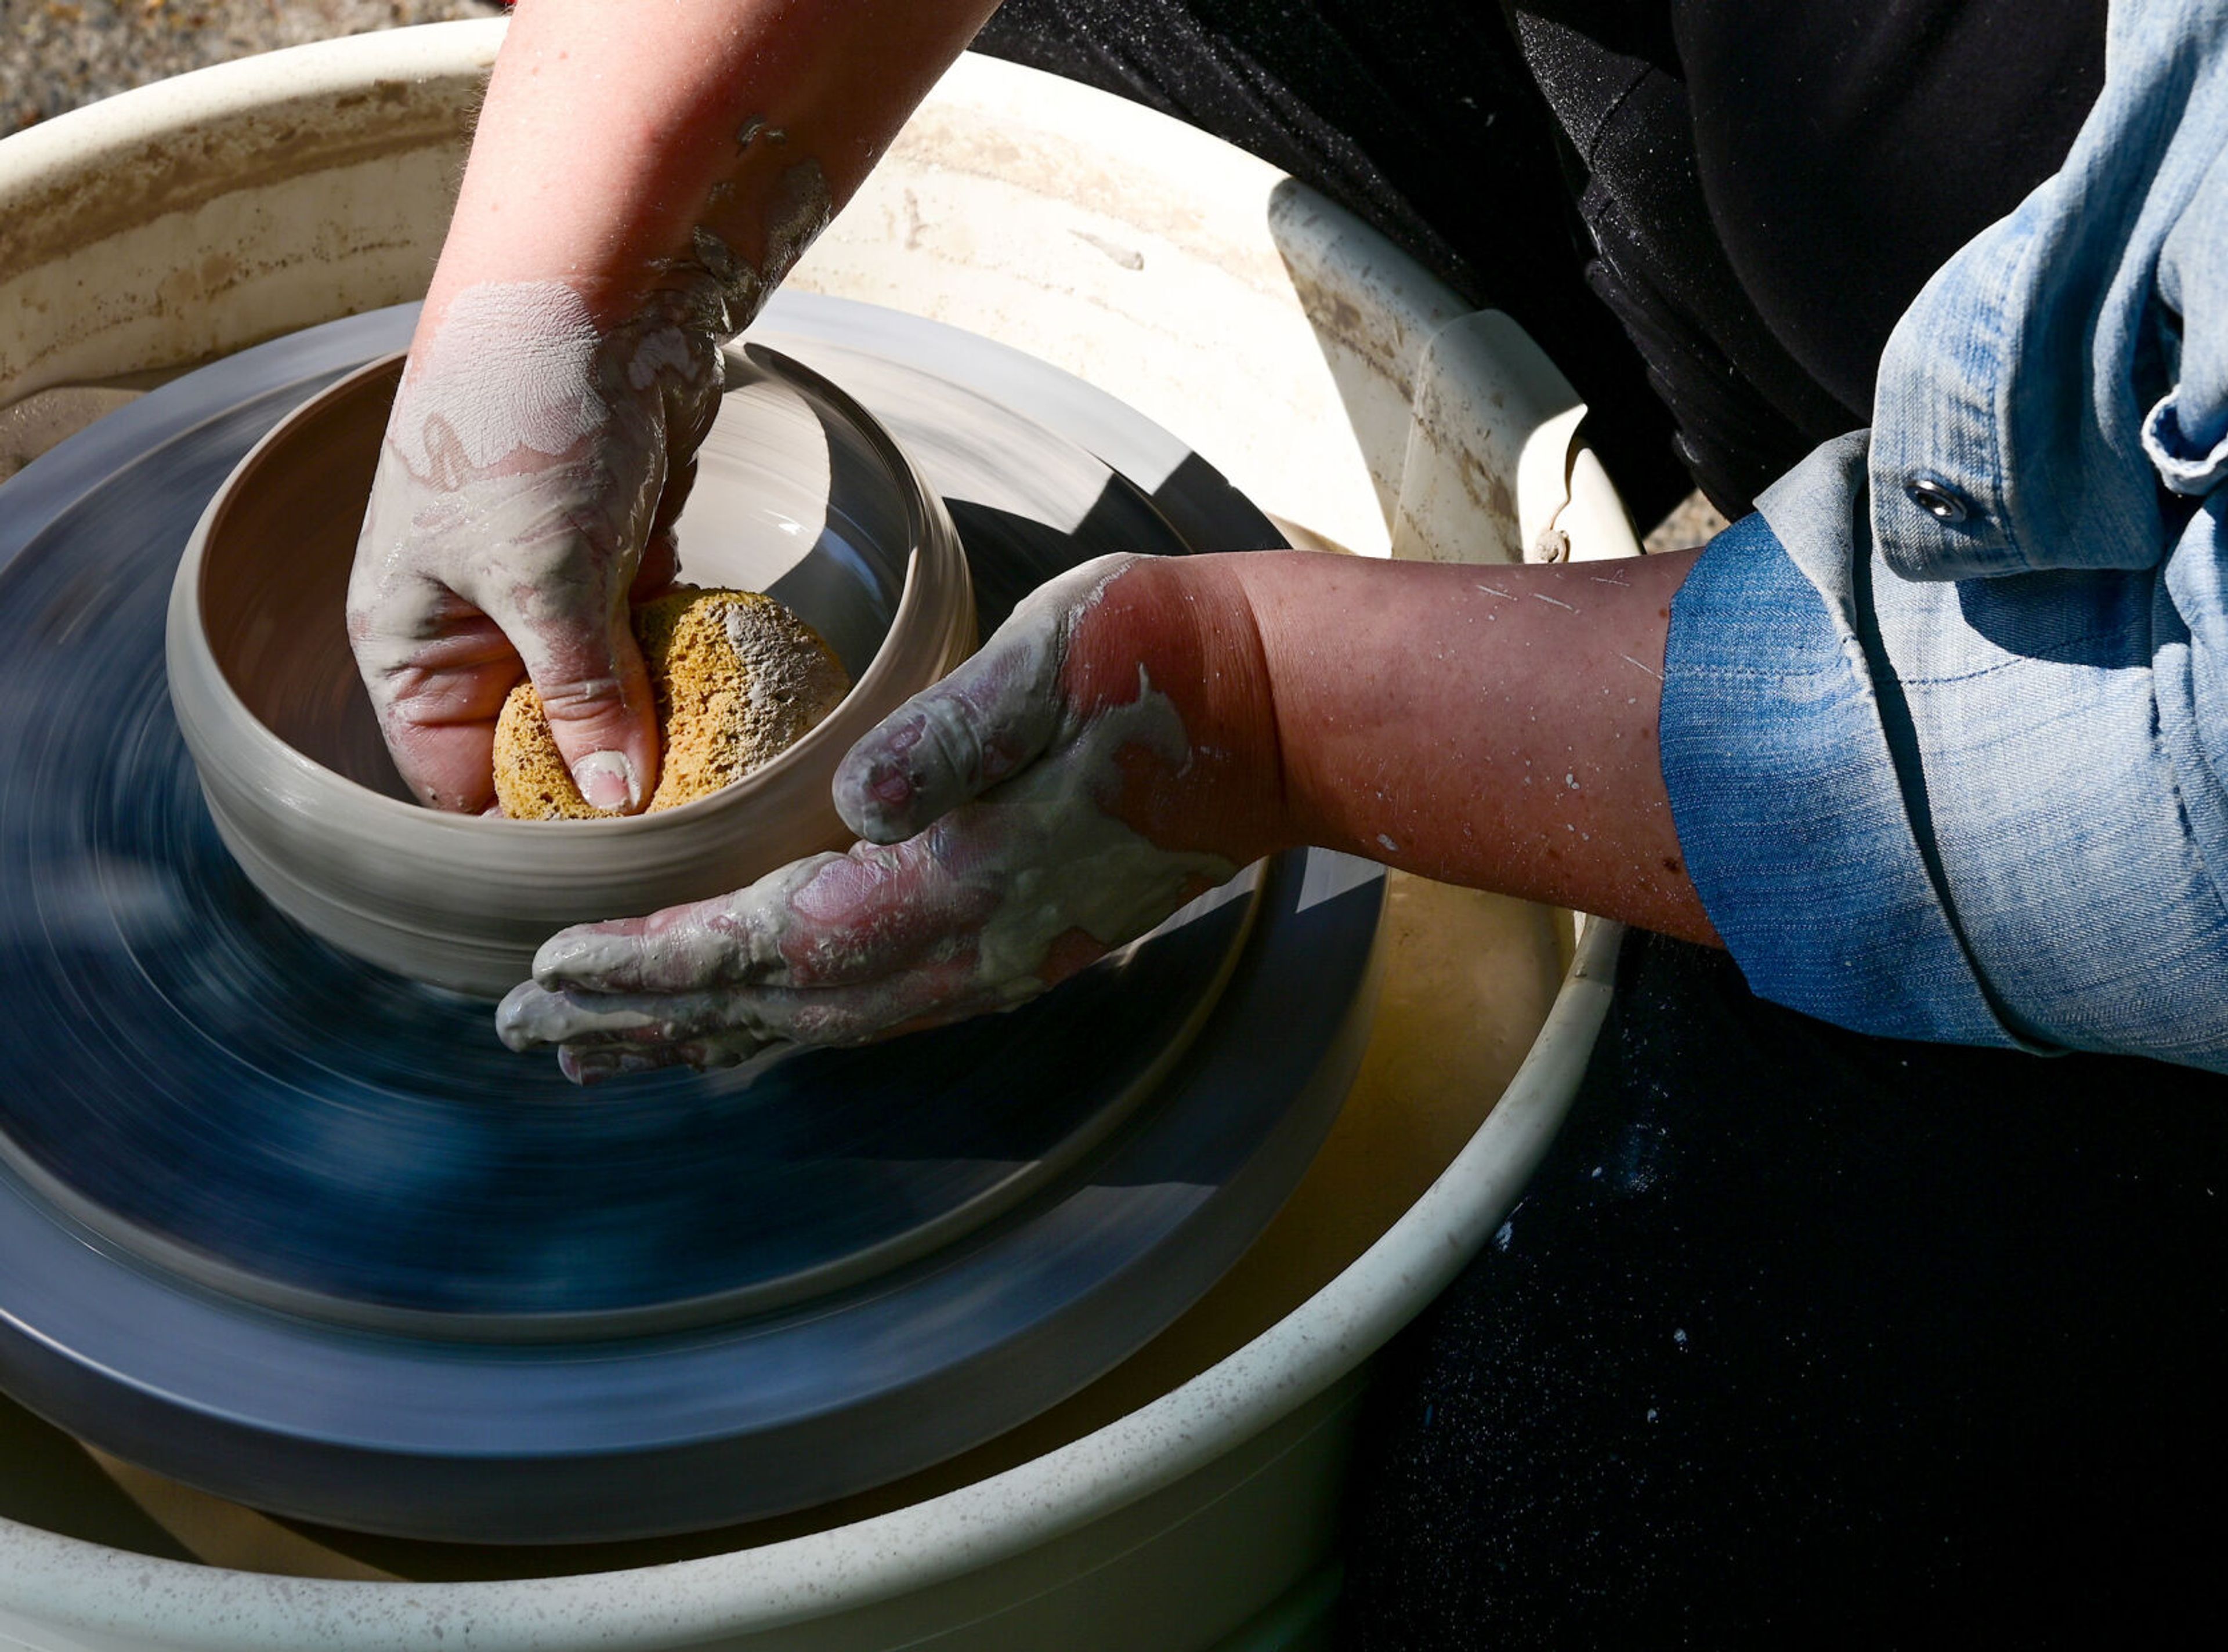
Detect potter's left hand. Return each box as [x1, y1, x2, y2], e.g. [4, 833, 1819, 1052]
[495, 554, 1290, 1082]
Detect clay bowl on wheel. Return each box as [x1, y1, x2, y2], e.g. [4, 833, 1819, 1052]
[166, 346, 975, 997]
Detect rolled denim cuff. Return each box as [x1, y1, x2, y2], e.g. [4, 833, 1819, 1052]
[1659, 513, 2018, 1048]
[2143, 391, 2228, 497]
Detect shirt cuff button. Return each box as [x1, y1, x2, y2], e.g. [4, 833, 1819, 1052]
[1905, 476, 1972, 523]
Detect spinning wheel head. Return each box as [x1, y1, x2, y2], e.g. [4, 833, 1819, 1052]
[0, 298, 1381, 1542]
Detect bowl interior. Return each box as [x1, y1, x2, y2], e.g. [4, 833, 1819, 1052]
[200, 350, 914, 803]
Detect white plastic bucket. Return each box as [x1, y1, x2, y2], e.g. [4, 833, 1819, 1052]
[0, 23, 1629, 1649]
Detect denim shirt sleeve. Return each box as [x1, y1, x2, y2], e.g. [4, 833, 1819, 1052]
[2146, 145, 2228, 493]
[1659, 0, 2228, 1070]
[1868, 0, 2228, 581]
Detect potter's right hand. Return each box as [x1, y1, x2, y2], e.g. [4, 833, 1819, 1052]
[346, 282, 723, 814]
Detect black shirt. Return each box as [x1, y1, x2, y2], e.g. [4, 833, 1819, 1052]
[975, 0, 2106, 516]
[1514, 0, 2106, 509]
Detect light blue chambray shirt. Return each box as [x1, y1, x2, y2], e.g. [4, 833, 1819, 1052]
[1659, 0, 2228, 1068]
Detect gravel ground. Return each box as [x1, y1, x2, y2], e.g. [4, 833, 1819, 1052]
[1, 0, 504, 134]
[1641, 490, 1728, 553]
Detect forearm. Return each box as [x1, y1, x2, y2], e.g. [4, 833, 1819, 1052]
[355, 0, 997, 811]
[504, 545, 1719, 1075]
[426, 0, 998, 328]
[1222, 550, 1719, 944]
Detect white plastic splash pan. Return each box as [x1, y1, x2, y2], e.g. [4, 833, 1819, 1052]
[0, 22, 1633, 1650]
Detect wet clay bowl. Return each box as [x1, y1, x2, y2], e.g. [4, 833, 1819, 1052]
[166, 346, 975, 997]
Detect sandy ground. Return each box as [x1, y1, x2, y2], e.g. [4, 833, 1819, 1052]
[0, 0, 501, 134]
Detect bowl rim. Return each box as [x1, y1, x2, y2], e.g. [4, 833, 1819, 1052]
[170, 342, 965, 838]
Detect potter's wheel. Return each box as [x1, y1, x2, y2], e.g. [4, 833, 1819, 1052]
[0, 295, 1384, 1542]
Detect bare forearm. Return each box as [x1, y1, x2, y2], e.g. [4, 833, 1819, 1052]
[354, 0, 999, 810]
[1224, 550, 1719, 944]
[504, 546, 1720, 1077]
[428, 0, 997, 325]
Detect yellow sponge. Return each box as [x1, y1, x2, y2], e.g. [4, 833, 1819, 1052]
[493, 588, 850, 820]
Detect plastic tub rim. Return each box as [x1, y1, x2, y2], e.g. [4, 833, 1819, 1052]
[0, 918, 1616, 1640]
[0, 21, 1625, 1639]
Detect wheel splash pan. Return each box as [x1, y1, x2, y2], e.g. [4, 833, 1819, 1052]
[0, 294, 1386, 1542]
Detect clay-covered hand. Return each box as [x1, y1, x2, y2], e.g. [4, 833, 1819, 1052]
[347, 283, 725, 813]
[495, 553, 1289, 1082]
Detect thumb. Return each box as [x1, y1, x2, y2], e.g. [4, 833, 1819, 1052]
[516, 607, 661, 815]
[832, 639, 1062, 842]
[833, 556, 1140, 841]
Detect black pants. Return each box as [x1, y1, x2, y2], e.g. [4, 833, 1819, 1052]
[972, 5, 2228, 1641]
[1341, 932, 2228, 1646]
